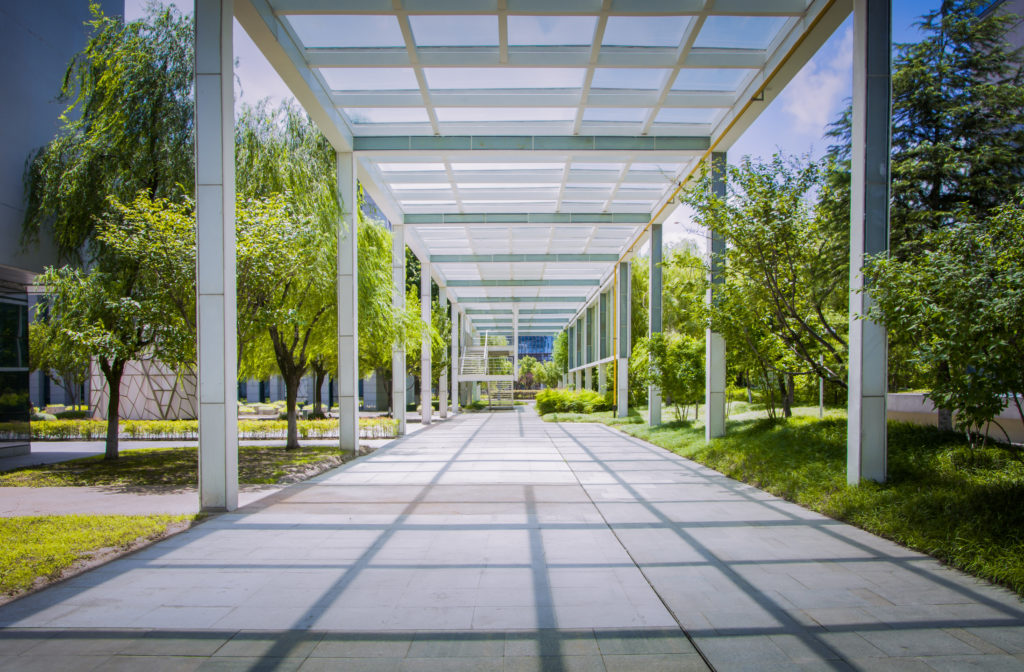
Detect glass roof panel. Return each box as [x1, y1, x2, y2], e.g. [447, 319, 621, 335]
[671, 68, 754, 91]
[601, 16, 691, 48]
[591, 68, 668, 90]
[693, 16, 788, 50]
[424, 68, 585, 89]
[378, 163, 447, 171]
[409, 15, 498, 46]
[631, 163, 682, 171]
[654, 108, 721, 124]
[287, 15, 404, 48]
[457, 183, 554, 189]
[435, 108, 575, 122]
[508, 16, 597, 46]
[571, 163, 624, 171]
[343, 108, 431, 123]
[582, 108, 649, 122]
[451, 163, 564, 171]
[321, 68, 419, 91]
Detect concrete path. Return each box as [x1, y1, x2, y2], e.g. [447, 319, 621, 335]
[1, 408, 1023, 671]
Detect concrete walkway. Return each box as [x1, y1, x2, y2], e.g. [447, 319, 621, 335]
[1, 408, 1023, 671]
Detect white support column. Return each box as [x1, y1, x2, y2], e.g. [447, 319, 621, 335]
[512, 306, 519, 378]
[617, 261, 631, 417]
[648, 224, 663, 427]
[438, 287, 448, 419]
[706, 152, 727, 440]
[392, 223, 406, 435]
[451, 306, 460, 413]
[583, 306, 592, 390]
[848, 0, 891, 484]
[195, 0, 237, 512]
[598, 364, 607, 395]
[575, 369, 582, 391]
[336, 152, 359, 454]
[420, 261, 431, 425]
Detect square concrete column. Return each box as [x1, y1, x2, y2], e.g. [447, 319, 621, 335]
[392, 223, 406, 435]
[648, 223, 663, 427]
[598, 363, 607, 395]
[420, 260, 431, 425]
[451, 305, 460, 413]
[706, 151, 728, 440]
[438, 287, 448, 419]
[512, 306, 519, 377]
[617, 261, 631, 417]
[585, 365, 592, 391]
[336, 152, 358, 453]
[575, 369, 582, 391]
[195, 0, 237, 512]
[848, 0, 891, 484]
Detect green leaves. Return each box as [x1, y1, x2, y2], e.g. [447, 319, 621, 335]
[865, 192, 1024, 448]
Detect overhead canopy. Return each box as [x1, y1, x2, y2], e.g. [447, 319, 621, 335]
[236, 0, 850, 336]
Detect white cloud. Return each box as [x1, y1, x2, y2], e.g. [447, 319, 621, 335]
[780, 24, 853, 137]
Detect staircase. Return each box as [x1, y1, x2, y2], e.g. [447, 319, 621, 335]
[458, 332, 516, 411]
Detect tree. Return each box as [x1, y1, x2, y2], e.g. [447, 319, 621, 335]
[682, 153, 850, 417]
[552, 331, 568, 380]
[28, 321, 90, 412]
[33, 194, 195, 459]
[517, 355, 539, 389]
[890, 0, 1024, 253]
[662, 245, 708, 339]
[630, 256, 650, 349]
[535, 361, 562, 389]
[865, 194, 1024, 452]
[236, 196, 334, 450]
[643, 332, 705, 420]
[23, 4, 193, 263]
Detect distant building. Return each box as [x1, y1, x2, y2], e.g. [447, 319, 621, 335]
[519, 335, 554, 363]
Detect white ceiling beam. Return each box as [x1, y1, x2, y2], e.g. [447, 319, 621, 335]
[354, 135, 709, 152]
[405, 212, 649, 225]
[273, 0, 807, 15]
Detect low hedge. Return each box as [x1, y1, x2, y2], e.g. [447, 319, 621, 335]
[22, 417, 399, 441]
[536, 388, 613, 415]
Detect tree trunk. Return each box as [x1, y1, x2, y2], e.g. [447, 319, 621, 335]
[284, 373, 301, 450]
[104, 365, 124, 460]
[936, 361, 954, 431]
[311, 363, 326, 417]
[780, 375, 792, 419]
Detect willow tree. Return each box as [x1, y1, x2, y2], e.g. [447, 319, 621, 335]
[23, 4, 193, 262]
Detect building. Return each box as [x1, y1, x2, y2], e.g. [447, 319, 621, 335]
[0, 1, 120, 455]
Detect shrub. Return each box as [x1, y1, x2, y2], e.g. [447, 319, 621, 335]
[54, 410, 91, 420]
[536, 388, 613, 415]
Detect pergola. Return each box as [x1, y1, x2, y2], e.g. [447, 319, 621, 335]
[194, 0, 891, 510]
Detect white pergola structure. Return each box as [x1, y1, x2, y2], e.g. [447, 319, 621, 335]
[195, 0, 891, 510]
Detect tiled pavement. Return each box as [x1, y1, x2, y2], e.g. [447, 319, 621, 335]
[1, 408, 1023, 670]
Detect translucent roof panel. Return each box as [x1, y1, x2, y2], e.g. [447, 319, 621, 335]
[693, 16, 790, 50]
[424, 68, 585, 89]
[321, 68, 419, 91]
[287, 15, 404, 48]
[591, 69, 668, 90]
[508, 16, 597, 46]
[343, 108, 430, 124]
[409, 15, 498, 46]
[672, 69, 755, 92]
[248, 1, 850, 317]
[582, 108, 649, 122]
[601, 16, 691, 48]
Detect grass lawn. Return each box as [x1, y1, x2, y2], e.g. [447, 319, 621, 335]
[1, 514, 195, 597]
[542, 406, 1024, 597]
[0, 445, 351, 487]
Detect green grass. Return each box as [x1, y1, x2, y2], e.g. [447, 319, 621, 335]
[540, 406, 1024, 597]
[0, 514, 195, 596]
[0, 445, 349, 487]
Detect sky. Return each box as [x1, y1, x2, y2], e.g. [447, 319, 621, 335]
[126, 1, 941, 246]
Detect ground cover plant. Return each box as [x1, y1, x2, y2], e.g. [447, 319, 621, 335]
[0, 514, 194, 597]
[0, 445, 354, 487]
[23, 416, 398, 441]
[539, 405, 1024, 597]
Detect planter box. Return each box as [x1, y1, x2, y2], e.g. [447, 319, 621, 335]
[887, 392, 1024, 443]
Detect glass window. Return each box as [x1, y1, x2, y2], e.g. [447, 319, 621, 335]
[424, 68, 584, 89]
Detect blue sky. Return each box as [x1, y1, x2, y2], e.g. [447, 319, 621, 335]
[127, 1, 940, 243]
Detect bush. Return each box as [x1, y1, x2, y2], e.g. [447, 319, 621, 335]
[54, 410, 91, 420]
[536, 388, 613, 415]
[29, 417, 398, 440]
